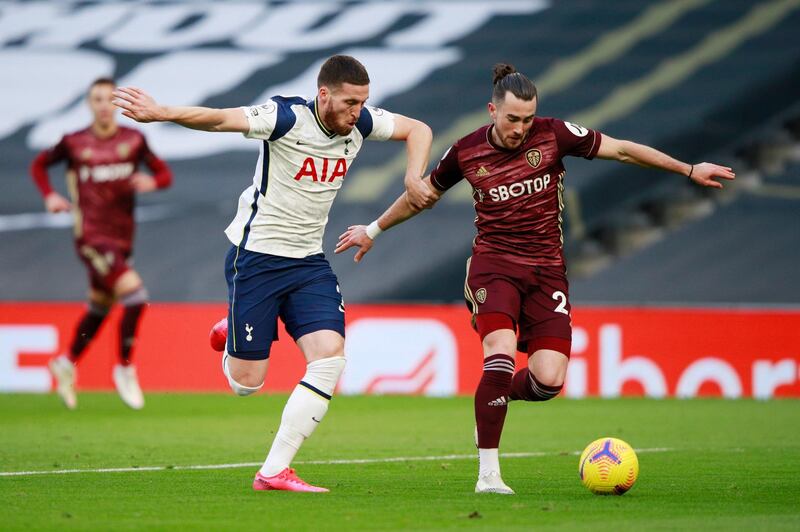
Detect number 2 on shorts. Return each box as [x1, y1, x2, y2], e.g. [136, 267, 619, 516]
[551, 290, 569, 315]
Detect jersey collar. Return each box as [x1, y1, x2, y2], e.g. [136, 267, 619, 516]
[307, 98, 337, 139]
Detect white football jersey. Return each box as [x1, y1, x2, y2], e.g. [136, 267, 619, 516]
[224, 96, 395, 257]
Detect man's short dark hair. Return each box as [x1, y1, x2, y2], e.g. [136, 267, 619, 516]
[491, 63, 537, 103]
[89, 77, 116, 91]
[317, 55, 370, 88]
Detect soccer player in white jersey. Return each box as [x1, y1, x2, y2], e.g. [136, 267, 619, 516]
[112, 55, 435, 492]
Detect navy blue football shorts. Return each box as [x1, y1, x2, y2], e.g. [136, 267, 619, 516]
[224, 245, 345, 360]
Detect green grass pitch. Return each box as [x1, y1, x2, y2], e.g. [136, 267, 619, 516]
[1, 394, 799, 531]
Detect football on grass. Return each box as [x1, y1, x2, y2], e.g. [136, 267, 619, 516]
[578, 437, 639, 495]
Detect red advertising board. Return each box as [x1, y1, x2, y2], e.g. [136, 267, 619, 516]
[1, 303, 798, 398]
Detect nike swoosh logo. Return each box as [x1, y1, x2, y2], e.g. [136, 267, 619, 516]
[296, 140, 310, 145]
[312, 416, 321, 423]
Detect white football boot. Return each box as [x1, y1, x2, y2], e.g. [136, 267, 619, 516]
[473, 428, 515, 493]
[475, 471, 515, 495]
[49, 355, 77, 410]
[113, 364, 145, 410]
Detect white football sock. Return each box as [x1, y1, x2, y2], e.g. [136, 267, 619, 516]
[478, 448, 501, 478]
[261, 356, 345, 476]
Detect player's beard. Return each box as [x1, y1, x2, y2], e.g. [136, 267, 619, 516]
[321, 107, 354, 136]
[334, 123, 355, 136]
[333, 113, 357, 136]
[500, 132, 525, 149]
[491, 123, 527, 150]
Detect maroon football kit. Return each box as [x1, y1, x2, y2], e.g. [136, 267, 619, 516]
[430, 117, 602, 353]
[31, 126, 171, 291]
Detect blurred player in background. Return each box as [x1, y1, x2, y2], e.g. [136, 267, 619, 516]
[30, 77, 172, 411]
[336, 63, 735, 494]
[112, 55, 434, 492]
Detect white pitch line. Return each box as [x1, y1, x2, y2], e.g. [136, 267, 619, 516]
[0, 448, 673, 478]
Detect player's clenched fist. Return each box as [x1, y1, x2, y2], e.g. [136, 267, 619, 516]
[405, 178, 437, 211]
[44, 192, 71, 213]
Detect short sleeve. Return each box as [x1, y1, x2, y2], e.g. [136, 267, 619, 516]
[357, 106, 395, 141]
[241, 100, 280, 140]
[552, 119, 602, 159]
[429, 144, 463, 191]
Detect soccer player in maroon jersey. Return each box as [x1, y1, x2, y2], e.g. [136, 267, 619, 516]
[30, 77, 172, 410]
[336, 63, 735, 494]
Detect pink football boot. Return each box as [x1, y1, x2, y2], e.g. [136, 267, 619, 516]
[209, 318, 227, 352]
[252, 468, 329, 493]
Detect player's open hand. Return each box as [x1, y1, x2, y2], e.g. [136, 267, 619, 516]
[131, 173, 158, 193]
[112, 87, 164, 123]
[44, 192, 71, 213]
[689, 162, 735, 189]
[335, 225, 374, 263]
[405, 178, 437, 211]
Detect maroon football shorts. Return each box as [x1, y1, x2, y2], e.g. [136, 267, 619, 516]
[75, 240, 132, 293]
[464, 253, 572, 354]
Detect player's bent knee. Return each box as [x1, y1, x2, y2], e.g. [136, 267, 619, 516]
[119, 285, 149, 307]
[222, 354, 264, 397]
[524, 369, 564, 402]
[534, 370, 565, 389]
[229, 378, 262, 397]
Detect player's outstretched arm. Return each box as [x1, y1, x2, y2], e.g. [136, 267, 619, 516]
[112, 87, 249, 133]
[597, 135, 735, 188]
[335, 176, 442, 263]
[391, 114, 436, 211]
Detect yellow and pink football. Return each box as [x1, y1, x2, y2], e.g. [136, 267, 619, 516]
[578, 437, 639, 495]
